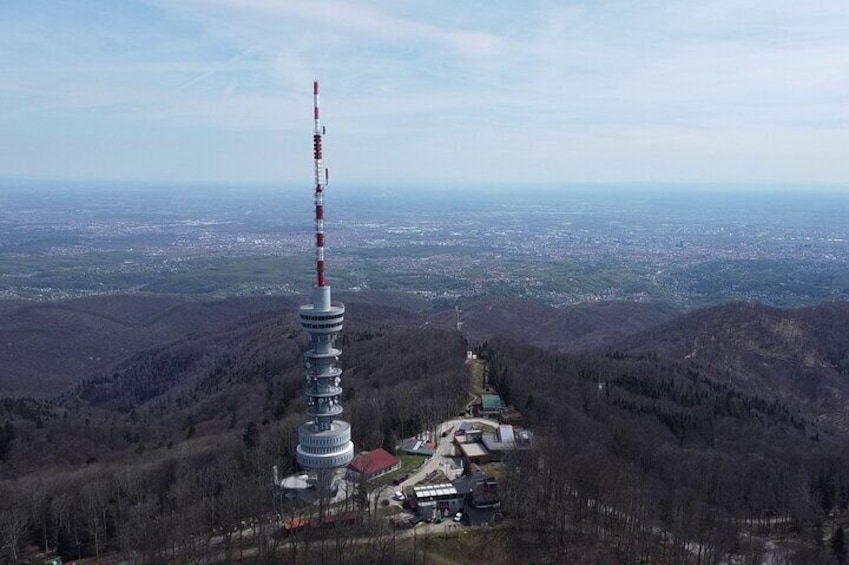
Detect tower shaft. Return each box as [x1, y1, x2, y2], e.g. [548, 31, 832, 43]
[296, 81, 354, 476]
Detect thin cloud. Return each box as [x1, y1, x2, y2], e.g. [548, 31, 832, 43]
[171, 0, 503, 60]
[1, 0, 848, 184]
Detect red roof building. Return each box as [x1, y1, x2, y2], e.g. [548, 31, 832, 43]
[347, 448, 401, 481]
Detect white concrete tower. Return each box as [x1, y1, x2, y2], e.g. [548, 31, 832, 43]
[295, 81, 354, 488]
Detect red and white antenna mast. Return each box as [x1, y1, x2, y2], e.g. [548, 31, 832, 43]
[313, 80, 328, 288]
[297, 82, 353, 493]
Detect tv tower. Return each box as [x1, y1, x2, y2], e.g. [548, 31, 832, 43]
[295, 81, 354, 496]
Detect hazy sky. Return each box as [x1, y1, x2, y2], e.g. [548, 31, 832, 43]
[2, 1, 849, 188]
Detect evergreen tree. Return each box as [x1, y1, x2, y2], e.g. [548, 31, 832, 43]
[832, 526, 846, 565]
[0, 421, 14, 461]
[382, 429, 397, 455]
[242, 421, 258, 449]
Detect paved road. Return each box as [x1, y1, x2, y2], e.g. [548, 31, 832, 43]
[400, 417, 499, 488]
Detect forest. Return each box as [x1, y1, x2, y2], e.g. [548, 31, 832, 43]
[487, 338, 849, 563]
[0, 300, 467, 562]
[1, 297, 849, 563]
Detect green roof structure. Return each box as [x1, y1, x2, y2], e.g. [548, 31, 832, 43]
[481, 394, 505, 412]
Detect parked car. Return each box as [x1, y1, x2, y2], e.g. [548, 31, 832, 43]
[453, 512, 463, 522]
[393, 491, 405, 501]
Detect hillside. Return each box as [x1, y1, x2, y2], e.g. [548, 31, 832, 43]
[2, 299, 455, 471]
[0, 297, 469, 562]
[482, 331, 849, 564]
[0, 294, 298, 398]
[431, 297, 680, 351]
[0, 292, 677, 399]
[606, 300, 849, 414]
[3, 295, 849, 562]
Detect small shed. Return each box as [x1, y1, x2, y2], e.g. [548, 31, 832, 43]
[479, 394, 506, 417]
[496, 424, 515, 444]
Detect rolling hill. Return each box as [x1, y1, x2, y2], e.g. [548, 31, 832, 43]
[430, 297, 680, 351]
[0, 294, 298, 398]
[2, 294, 849, 563]
[605, 300, 849, 414]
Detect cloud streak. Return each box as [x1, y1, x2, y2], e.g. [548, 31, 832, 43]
[1, 0, 848, 185]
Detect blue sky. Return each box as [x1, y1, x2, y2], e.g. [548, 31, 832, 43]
[2, 0, 849, 188]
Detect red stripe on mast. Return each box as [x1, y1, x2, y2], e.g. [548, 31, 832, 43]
[313, 81, 327, 288]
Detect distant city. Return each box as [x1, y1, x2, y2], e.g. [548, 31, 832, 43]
[1, 181, 847, 308]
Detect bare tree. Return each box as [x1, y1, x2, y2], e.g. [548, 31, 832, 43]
[81, 476, 111, 558]
[0, 489, 28, 565]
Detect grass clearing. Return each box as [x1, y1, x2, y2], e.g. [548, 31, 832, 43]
[417, 528, 511, 565]
[469, 360, 485, 396]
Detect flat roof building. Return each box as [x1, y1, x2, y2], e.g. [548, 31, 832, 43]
[457, 441, 490, 470]
[411, 483, 463, 520]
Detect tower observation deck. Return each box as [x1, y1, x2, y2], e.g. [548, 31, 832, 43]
[295, 81, 354, 479]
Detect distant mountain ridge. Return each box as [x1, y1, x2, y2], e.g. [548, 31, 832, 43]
[0, 294, 298, 397]
[0, 293, 677, 398]
[606, 300, 849, 413]
[432, 297, 680, 351]
[3, 292, 849, 423]
[430, 296, 849, 420]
